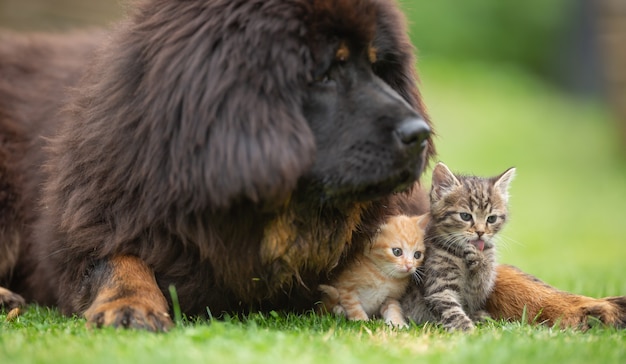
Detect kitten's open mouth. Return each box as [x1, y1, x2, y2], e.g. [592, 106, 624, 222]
[471, 240, 485, 251]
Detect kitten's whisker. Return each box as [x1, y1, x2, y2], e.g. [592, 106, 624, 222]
[412, 269, 425, 285]
[440, 234, 465, 255]
[493, 234, 524, 254]
[497, 234, 524, 247]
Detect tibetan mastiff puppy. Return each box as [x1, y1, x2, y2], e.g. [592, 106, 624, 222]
[1, 0, 625, 331]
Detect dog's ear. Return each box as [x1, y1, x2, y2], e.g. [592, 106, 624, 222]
[166, 3, 316, 208]
[72, 3, 316, 212]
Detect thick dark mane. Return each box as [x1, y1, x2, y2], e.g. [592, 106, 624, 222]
[0, 0, 433, 324]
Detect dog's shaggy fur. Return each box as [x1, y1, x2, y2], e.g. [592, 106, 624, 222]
[1, 0, 625, 331]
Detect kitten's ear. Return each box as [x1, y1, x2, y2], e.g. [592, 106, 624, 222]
[414, 213, 430, 230]
[430, 162, 461, 201]
[493, 167, 516, 201]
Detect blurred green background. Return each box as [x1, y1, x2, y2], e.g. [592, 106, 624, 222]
[0, 0, 624, 297]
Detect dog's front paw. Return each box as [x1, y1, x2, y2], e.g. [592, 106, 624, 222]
[83, 255, 174, 332]
[580, 296, 626, 330]
[85, 298, 173, 332]
[0, 287, 25, 309]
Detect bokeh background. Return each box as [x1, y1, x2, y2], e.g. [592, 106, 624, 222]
[0, 0, 624, 297]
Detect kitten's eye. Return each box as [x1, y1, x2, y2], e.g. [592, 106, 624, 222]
[414, 251, 422, 260]
[459, 213, 472, 221]
[487, 215, 497, 224]
[392, 248, 402, 257]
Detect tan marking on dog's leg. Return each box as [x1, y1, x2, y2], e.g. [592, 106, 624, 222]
[84, 255, 173, 332]
[0, 286, 25, 309]
[487, 265, 626, 329]
[6, 307, 22, 321]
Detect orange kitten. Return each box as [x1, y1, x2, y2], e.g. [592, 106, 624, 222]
[319, 214, 428, 327]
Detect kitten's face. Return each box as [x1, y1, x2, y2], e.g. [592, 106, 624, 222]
[429, 163, 515, 252]
[366, 214, 427, 279]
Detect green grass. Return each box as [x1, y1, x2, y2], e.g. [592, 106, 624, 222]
[3, 59, 626, 363]
[2, 308, 625, 363]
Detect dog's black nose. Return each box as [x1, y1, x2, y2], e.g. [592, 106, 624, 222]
[395, 117, 430, 146]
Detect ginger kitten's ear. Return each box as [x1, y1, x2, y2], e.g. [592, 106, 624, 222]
[493, 167, 516, 201]
[415, 213, 430, 230]
[430, 162, 461, 201]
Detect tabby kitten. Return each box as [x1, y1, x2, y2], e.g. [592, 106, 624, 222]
[402, 162, 515, 331]
[319, 214, 428, 328]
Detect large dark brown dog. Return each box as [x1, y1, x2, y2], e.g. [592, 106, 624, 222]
[1, 0, 625, 331]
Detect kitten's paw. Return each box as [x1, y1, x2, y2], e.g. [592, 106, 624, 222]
[385, 317, 409, 329]
[444, 318, 475, 332]
[471, 310, 491, 323]
[463, 246, 482, 270]
[332, 304, 346, 317]
[380, 298, 408, 329]
[465, 256, 481, 270]
[347, 311, 369, 321]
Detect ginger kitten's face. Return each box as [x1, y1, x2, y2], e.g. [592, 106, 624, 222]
[366, 214, 428, 279]
[429, 162, 515, 252]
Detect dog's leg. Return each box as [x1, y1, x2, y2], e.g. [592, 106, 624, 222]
[487, 264, 626, 329]
[0, 287, 25, 309]
[84, 255, 173, 332]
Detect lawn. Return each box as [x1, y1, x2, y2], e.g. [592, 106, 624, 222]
[2, 58, 626, 363]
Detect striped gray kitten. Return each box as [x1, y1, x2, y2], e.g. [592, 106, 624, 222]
[402, 162, 515, 331]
